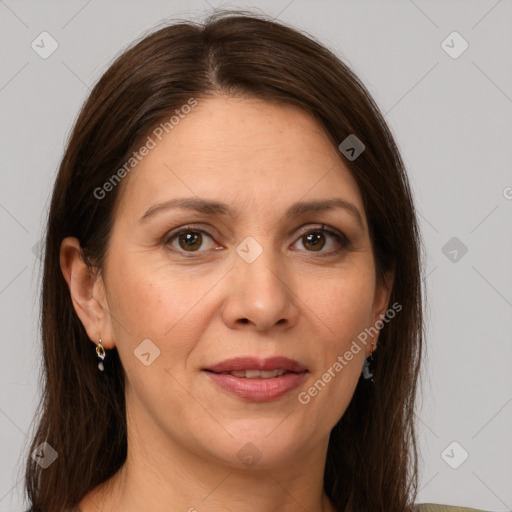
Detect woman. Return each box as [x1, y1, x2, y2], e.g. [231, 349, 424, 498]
[24, 9, 489, 512]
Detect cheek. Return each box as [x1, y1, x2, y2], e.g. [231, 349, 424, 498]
[104, 257, 210, 416]
[107, 253, 203, 335]
[104, 254, 209, 375]
[306, 269, 376, 351]
[295, 266, 376, 423]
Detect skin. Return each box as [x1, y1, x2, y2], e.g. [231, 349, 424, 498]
[60, 95, 393, 512]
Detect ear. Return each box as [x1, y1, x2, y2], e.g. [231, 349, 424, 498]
[59, 237, 115, 349]
[366, 267, 395, 356]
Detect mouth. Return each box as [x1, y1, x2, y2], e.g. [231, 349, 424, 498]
[212, 368, 290, 379]
[203, 356, 308, 402]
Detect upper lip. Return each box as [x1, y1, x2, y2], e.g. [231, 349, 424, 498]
[204, 356, 307, 373]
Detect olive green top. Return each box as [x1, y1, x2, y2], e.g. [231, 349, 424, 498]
[415, 504, 496, 512]
[72, 503, 495, 512]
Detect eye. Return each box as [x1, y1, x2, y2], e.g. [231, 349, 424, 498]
[164, 223, 350, 257]
[165, 226, 218, 254]
[291, 224, 349, 255]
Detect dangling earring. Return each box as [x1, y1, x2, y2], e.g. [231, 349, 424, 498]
[361, 340, 376, 383]
[96, 338, 106, 371]
[370, 340, 376, 384]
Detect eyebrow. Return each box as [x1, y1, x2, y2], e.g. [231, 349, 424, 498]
[138, 197, 364, 228]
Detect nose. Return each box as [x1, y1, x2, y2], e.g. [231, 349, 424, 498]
[221, 246, 300, 333]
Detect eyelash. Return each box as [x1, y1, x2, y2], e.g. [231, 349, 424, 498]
[164, 224, 350, 257]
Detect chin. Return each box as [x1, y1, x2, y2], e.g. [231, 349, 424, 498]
[196, 421, 317, 470]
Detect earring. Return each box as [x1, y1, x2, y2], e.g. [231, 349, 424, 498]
[96, 338, 106, 372]
[361, 340, 376, 383]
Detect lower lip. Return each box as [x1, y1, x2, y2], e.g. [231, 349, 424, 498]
[204, 371, 307, 402]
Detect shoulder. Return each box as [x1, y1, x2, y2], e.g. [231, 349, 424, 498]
[415, 504, 497, 512]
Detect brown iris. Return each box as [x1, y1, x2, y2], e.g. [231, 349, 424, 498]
[178, 232, 203, 251]
[302, 231, 326, 251]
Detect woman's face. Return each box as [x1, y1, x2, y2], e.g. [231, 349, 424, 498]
[96, 95, 391, 469]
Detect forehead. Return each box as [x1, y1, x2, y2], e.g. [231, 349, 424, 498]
[116, 95, 365, 221]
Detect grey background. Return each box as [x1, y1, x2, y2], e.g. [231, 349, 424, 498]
[1, 0, 511, 510]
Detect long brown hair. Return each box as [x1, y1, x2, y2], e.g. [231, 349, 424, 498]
[24, 9, 424, 512]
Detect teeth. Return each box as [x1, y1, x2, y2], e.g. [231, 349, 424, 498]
[246, 369, 262, 379]
[229, 370, 248, 378]
[220, 369, 287, 378]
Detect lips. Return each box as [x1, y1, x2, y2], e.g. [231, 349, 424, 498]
[203, 356, 308, 402]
